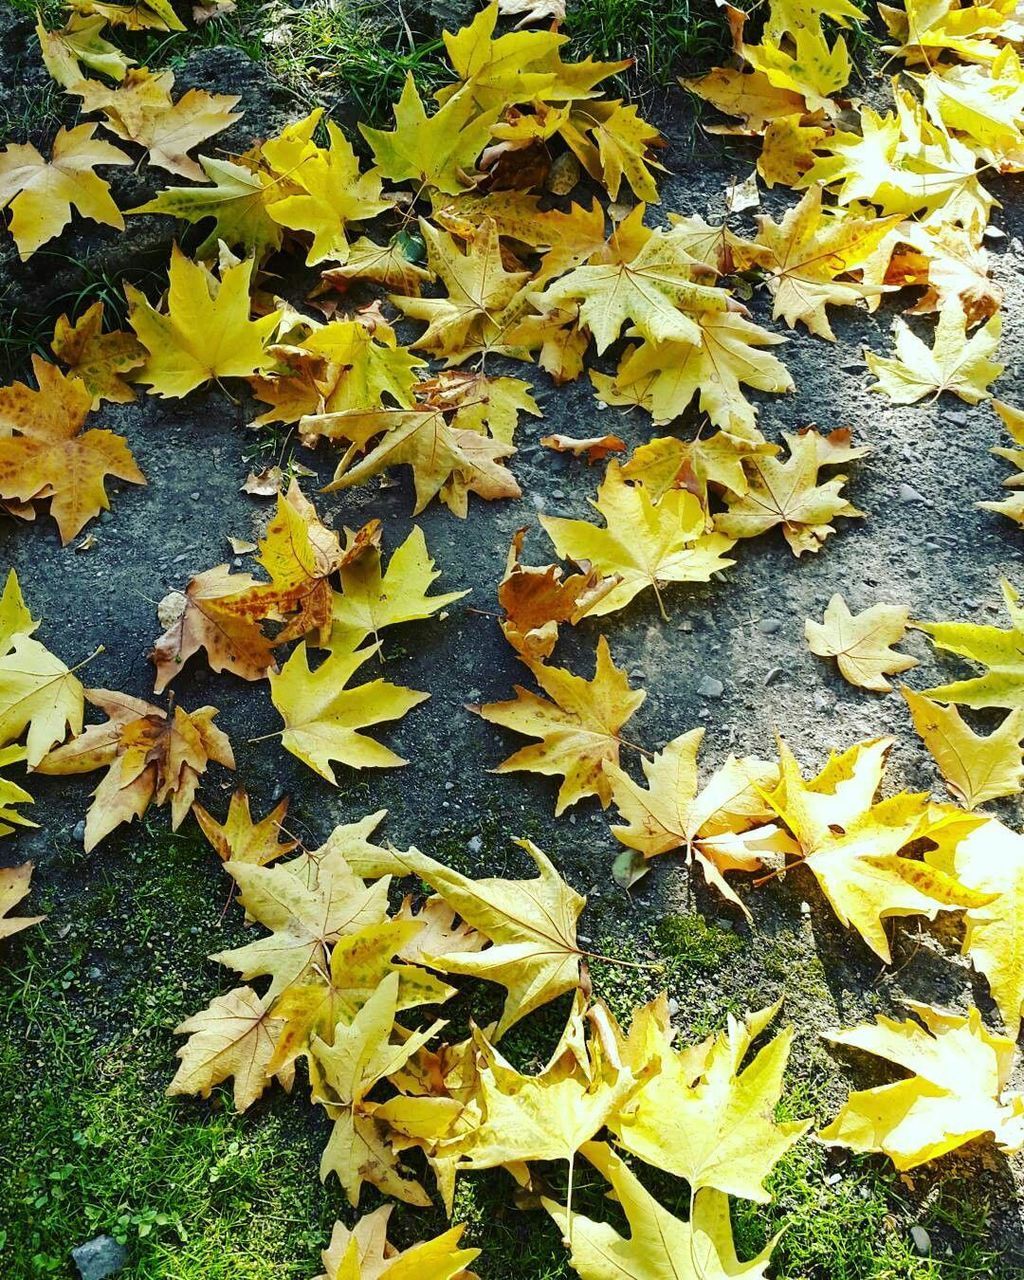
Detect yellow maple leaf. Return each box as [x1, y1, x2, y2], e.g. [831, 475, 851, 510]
[734, 186, 898, 339]
[805, 593, 917, 691]
[442, 995, 642, 1194]
[0, 355, 145, 543]
[980, 399, 1024, 525]
[0, 570, 85, 767]
[130, 155, 284, 260]
[314, 1208, 479, 1280]
[914, 578, 1024, 708]
[0, 123, 128, 259]
[476, 635, 644, 813]
[0, 862, 45, 940]
[36, 13, 135, 88]
[438, 2, 628, 110]
[126, 246, 282, 397]
[926, 818, 1024, 1034]
[318, 234, 436, 295]
[269, 638, 428, 782]
[544, 1142, 778, 1280]
[393, 219, 531, 360]
[263, 112, 392, 265]
[309, 971, 443, 1206]
[902, 687, 1024, 809]
[621, 432, 779, 504]
[74, 66, 241, 181]
[331, 525, 468, 649]
[269, 919, 456, 1075]
[559, 99, 666, 203]
[0, 745, 35, 837]
[67, 0, 185, 31]
[193, 787, 298, 865]
[167, 985, 294, 1113]
[606, 728, 784, 915]
[609, 999, 810, 1199]
[226, 480, 344, 647]
[36, 688, 234, 850]
[319, 403, 521, 518]
[360, 76, 499, 196]
[715, 427, 867, 556]
[50, 300, 145, 408]
[744, 27, 852, 113]
[540, 462, 736, 618]
[867, 297, 1003, 404]
[819, 1002, 1024, 1168]
[761, 736, 990, 961]
[591, 311, 793, 434]
[211, 840, 391, 1001]
[681, 66, 808, 133]
[369, 840, 585, 1037]
[536, 223, 737, 354]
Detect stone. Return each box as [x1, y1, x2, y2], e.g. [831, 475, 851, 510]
[467, 834, 483, 854]
[697, 675, 724, 699]
[71, 1236, 128, 1280]
[910, 1226, 931, 1256]
[72, 820, 86, 843]
[899, 482, 928, 504]
[758, 617, 782, 634]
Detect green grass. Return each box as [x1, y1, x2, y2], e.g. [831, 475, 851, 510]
[566, 0, 727, 92]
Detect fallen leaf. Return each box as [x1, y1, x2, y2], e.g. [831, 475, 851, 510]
[125, 247, 282, 398]
[761, 736, 990, 961]
[607, 728, 784, 917]
[866, 298, 1003, 404]
[544, 1142, 778, 1279]
[820, 1003, 1024, 1169]
[805, 594, 917, 692]
[715, 427, 867, 556]
[373, 840, 585, 1037]
[915, 579, 1024, 709]
[36, 688, 235, 851]
[475, 635, 645, 814]
[168, 986, 293, 1113]
[0, 862, 45, 940]
[193, 788, 298, 865]
[74, 66, 241, 181]
[609, 999, 810, 1198]
[269, 639, 428, 782]
[540, 433, 626, 462]
[540, 462, 736, 618]
[50, 301, 145, 407]
[902, 687, 1024, 809]
[314, 1208, 479, 1280]
[0, 356, 145, 543]
[0, 123, 128, 259]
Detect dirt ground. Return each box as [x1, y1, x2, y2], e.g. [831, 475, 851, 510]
[2, 6, 1024, 1278]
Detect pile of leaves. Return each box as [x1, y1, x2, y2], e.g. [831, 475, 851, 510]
[3, 0, 1024, 1273]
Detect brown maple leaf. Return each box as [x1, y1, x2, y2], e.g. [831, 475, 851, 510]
[36, 688, 235, 851]
[151, 565, 278, 692]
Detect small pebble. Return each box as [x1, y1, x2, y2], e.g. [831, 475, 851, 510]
[899, 482, 928, 504]
[697, 675, 724, 699]
[764, 667, 784, 686]
[467, 834, 482, 854]
[72, 820, 86, 843]
[946, 411, 968, 427]
[190, 491, 200, 501]
[758, 617, 782, 635]
[910, 1226, 931, 1256]
[677, 620, 693, 633]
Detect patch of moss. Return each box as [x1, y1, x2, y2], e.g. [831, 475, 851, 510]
[655, 911, 745, 972]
